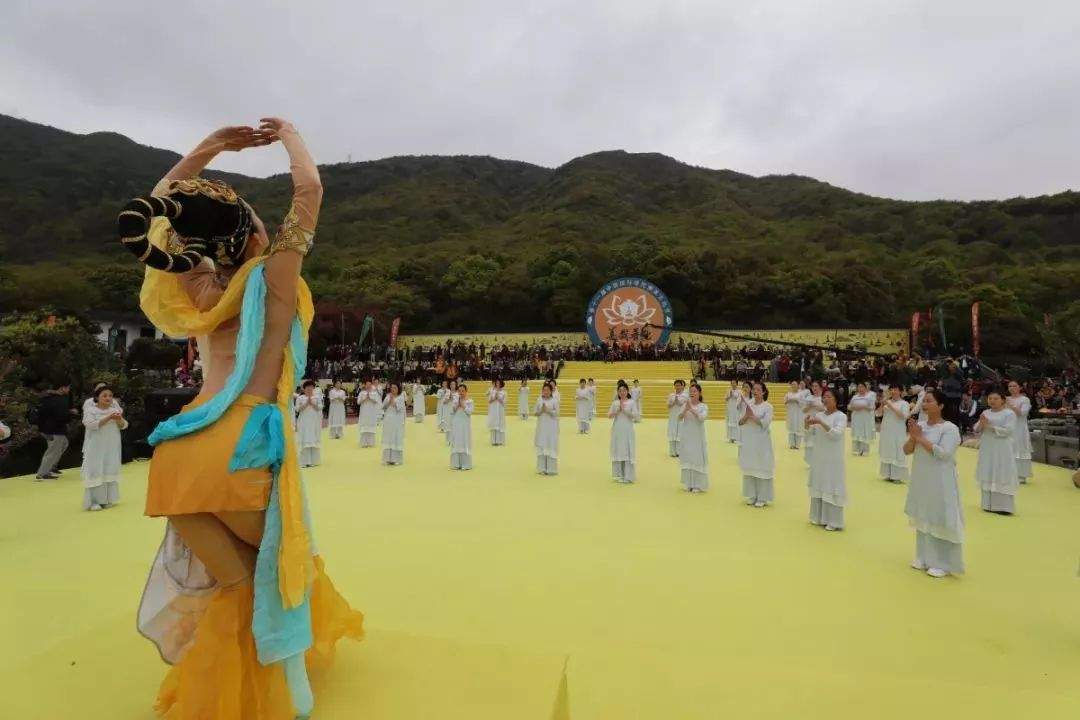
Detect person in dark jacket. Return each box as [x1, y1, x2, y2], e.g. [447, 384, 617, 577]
[35, 383, 73, 480]
[940, 363, 965, 422]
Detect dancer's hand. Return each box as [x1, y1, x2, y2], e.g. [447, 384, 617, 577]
[258, 117, 298, 139]
[209, 125, 276, 151]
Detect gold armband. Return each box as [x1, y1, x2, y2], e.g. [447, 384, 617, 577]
[269, 203, 315, 257]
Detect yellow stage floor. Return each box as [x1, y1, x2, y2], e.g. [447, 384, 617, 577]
[2, 416, 1079, 719]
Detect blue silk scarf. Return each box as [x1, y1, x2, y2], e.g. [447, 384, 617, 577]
[146, 265, 316, 717]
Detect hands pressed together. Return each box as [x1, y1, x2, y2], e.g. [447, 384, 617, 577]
[906, 418, 923, 440]
[207, 118, 296, 152]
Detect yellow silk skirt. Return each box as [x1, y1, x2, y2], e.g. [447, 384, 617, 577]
[145, 394, 273, 517]
[155, 557, 365, 719]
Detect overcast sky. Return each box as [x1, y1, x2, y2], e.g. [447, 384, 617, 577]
[2, 0, 1078, 200]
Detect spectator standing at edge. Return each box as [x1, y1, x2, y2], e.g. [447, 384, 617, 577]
[35, 382, 74, 480]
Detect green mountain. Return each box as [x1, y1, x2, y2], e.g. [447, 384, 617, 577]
[2, 113, 1078, 361]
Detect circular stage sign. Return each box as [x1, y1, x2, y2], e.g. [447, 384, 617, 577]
[585, 277, 673, 348]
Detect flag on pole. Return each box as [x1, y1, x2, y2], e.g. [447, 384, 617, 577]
[971, 302, 981, 357]
[936, 306, 948, 352]
[389, 317, 401, 347]
[358, 314, 374, 347]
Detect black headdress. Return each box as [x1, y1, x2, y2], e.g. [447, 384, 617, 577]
[116, 178, 254, 273]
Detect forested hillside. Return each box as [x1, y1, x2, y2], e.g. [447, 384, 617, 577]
[3, 113, 1079, 362]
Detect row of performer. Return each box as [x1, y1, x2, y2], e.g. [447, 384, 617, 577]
[765, 378, 1032, 495]
[290, 377, 1034, 579]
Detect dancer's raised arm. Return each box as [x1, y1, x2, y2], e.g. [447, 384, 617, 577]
[245, 117, 323, 398]
[262, 117, 323, 231]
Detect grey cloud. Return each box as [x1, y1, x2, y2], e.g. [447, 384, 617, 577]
[1, 0, 1077, 199]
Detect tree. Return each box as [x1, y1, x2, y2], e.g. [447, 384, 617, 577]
[442, 255, 500, 304]
[0, 309, 112, 454]
[1044, 300, 1080, 368]
[939, 285, 1042, 363]
[0, 310, 109, 391]
[125, 337, 182, 372]
[86, 265, 144, 313]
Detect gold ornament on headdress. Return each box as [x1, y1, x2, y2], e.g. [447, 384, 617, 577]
[164, 227, 185, 255]
[166, 177, 240, 205]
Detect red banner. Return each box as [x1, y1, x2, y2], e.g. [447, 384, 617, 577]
[971, 302, 980, 357]
[389, 317, 401, 347]
[910, 311, 920, 337]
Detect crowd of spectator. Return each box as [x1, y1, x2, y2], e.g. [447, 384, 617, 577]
[299, 338, 980, 388]
[181, 338, 1080, 436]
[305, 341, 565, 385]
[808, 359, 1080, 437]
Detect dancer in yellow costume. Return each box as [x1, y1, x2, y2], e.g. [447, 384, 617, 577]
[119, 120, 363, 719]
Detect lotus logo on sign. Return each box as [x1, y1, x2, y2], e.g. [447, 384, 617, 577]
[585, 277, 673, 348]
[603, 295, 656, 327]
